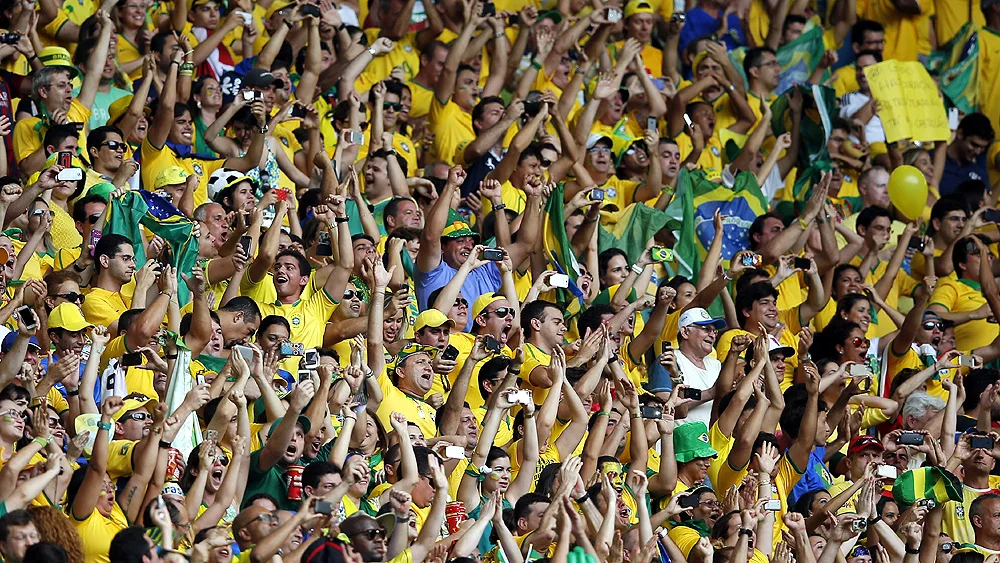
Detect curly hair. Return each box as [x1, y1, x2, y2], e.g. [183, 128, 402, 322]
[27, 506, 85, 563]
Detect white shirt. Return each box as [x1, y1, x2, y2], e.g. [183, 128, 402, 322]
[675, 347, 722, 427]
[839, 91, 886, 143]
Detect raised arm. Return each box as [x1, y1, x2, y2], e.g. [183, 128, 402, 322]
[71, 397, 122, 520]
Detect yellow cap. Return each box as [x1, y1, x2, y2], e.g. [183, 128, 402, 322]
[112, 395, 156, 422]
[38, 46, 79, 80]
[48, 303, 93, 332]
[265, 0, 295, 20]
[414, 309, 455, 332]
[154, 166, 190, 189]
[624, 0, 654, 18]
[471, 293, 506, 320]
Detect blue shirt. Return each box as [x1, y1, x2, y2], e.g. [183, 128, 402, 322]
[789, 445, 835, 506]
[940, 153, 989, 196]
[415, 258, 502, 331]
[679, 7, 744, 53]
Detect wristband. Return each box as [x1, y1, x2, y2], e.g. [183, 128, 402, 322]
[395, 515, 410, 522]
[164, 353, 178, 359]
[508, 368, 521, 375]
[97, 421, 112, 431]
[169, 60, 180, 66]
[905, 547, 919, 555]
[28, 54, 38, 61]
[722, 271, 733, 281]
[868, 515, 881, 526]
[493, 203, 506, 212]
[530, 59, 542, 71]
[159, 440, 173, 449]
[797, 216, 810, 230]
[33, 436, 48, 447]
[738, 528, 753, 537]
[66, 389, 79, 396]
[575, 491, 590, 504]
[335, 216, 350, 223]
[631, 263, 643, 275]
[597, 411, 610, 417]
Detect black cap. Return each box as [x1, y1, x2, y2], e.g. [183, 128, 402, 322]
[243, 68, 283, 88]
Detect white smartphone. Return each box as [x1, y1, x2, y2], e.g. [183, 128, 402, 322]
[959, 354, 977, 367]
[948, 107, 960, 131]
[57, 168, 83, 182]
[764, 498, 781, 511]
[849, 364, 870, 377]
[234, 344, 254, 362]
[444, 445, 465, 459]
[550, 273, 569, 288]
[237, 10, 252, 25]
[507, 389, 531, 405]
[877, 465, 897, 479]
[682, 113, 694, 129]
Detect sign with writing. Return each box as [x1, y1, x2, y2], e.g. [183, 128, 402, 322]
[864, 61, 950, 143]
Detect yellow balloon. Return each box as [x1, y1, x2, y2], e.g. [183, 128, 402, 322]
[887, 165, 929, 221]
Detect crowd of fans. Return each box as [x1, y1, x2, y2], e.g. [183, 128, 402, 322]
[0, 0, 994, 561]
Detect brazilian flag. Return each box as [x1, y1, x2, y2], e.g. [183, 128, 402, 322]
[542, 184, 586, 315]
[104, 190, 200, 305]
[939, 27, 980, 114]
[729, 25, 827, 94]
[597, 204, 671, 264]
[892, 466, 964, 508]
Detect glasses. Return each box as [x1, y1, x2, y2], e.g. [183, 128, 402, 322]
[126, 412, 151, 421]
[700, 500, 721, 508]
[87, 213, 101, 224]
[54, 292, 85, 304]
[455, 298, 468, 308]
[922, 321, 943, 331]
[102, 140, 127, 151]
[851, 337, 870, 347]
[254, 513, 279, 525]
[540, 157, 552, 167]
[588, 147, 611, 155]
[30, 209, 54, 217]
[344, 290, 360, 301]
[383, 102, 403, 112]
[486, 307, 514, 318]
[942, 542, 961, 553]
[351, 528, 387, 541]
[0, 409, 25, 419]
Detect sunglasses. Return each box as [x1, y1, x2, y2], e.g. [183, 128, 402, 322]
[922, 321, 943, 331]
[851, 337, 870, 347]
[30, 209, 54, 217]
[486, 307, 514, 318]
[126, 412, 151, 421]
[942, 542, 961, 553]
[1, 409, 25, 419]
[540, 157, 552, 167]
[55, 292, 85, 304]
[455, 298, 468, 307]
[351, 528, 387, 541]
[103, 140, 127, 151]
[383, 102, 403, 112]
[86, 214, 101, 224]
[254, 513, 278, 525]
[344, 290, 361, 300]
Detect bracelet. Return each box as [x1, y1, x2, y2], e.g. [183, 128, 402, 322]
[905, 547, 920, 555]
[164, 353, 178, 359]
[868, 515, 881, 526]
[395, 515, 410, 522]
[494, 30, 504, 38]
[597, 411, 610, 417]
[97, 421, 112, 431]
[283, 19, 294, 28]
[169, 60, 180, 66]
[575, 491, 590, 504]
[159, 440, 173, 449]
[727, 83, 735, 92]
[797, 216, 810, 230]
[178, 70, 194, 77]
[259, 125, 269, 134]
[180, 62, 195, 72]
[66, 389, 79, 396]
[530, 59, 542, 71]
[738, 528, 753, 537]
[722, 271, 733, 281]
[630, 410, 641, 419]
[631, 263, 644, 275]
[493, 203, 506, 212]
[508, 368, 521, 375]
[28, 54, 38, 61]
[525, 411, 536, 419]
[33, 436, 48, 447]
[335, 216, 349, 223]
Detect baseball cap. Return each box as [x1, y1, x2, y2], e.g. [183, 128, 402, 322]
[441, 220, 480, 241]
[154, 166, 190, 190]
[848, 434, 885, 456]
[268, 414, 312, 436]
[678, 308, 726, 330]
[767, 335, 795, 357]
[624, 0, 654, 18]
[48, 303, 93, 332]
[112, 395, 157, 422]
[339, 513, 397, 543]
[1, 332, 40, 353]
[471, 293, 506, 320]
[414, 309, 455, 332]
[243, 68, 284, 89]
[586, 134, 613, 150]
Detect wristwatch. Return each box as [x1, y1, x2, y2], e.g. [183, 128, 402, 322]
[367, 45, 378, 56]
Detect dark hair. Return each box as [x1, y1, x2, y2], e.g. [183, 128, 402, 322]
[219, 296, 262, 324]
[856, 205, 890, 230]
[928, 196, 969, 237]
[812, 318, 863, 361]
[743, 46, 776, 77]
[748, 213, 783, 250]
[0, 509, 32, 542]
[959, 112, 996, 143]
[149, 30, 174, 55]
[734, 281, 779, 328]
[953, 234, 992, 277]
[791, 489, 829, 516]
[303, 461, 341, 491]
[964, 369, 1000, 412]
[257, 315, 291, 339]
[598, 248, 629, 282]
[512, 493, 550, 528]
[43, 124, 80, 155]
[850, 20, 884, 46]
[471, 96, 505, 135]
[485, 446, 509, 467]
[24, 542, 67, 563]
[855, 49, 883, 64]
[577, 304, 615, 338]
[72, 193, 108, 223]
[383, 197, 415, 232]
[109, 526, 150, 563]
[520, 300, 559, 338]
[93, 233, 133, 274]
[413, 445, 436, 478]
[87, 126, 125, 157]
[419, 40, 446, 61]
[477, 356, 510, 400]
[836, 293, 871, 319]
[781, 14, 807, 32]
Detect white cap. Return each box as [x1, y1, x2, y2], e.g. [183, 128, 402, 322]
[767, 334, 795, 357]
[586, 133, 613, 150]
[678, 307, 726, 329]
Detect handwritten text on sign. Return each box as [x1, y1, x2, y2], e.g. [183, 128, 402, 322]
[863, 61, 950, 144]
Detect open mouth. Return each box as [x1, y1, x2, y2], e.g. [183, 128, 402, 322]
[275, 273, 289, 285]
[285, 444, 297, 457]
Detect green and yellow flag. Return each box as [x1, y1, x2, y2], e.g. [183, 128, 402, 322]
[542, 184, 586, 315]
[892, 466, 964, 508]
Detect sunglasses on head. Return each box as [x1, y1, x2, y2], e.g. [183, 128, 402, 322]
[55, 292, 85, 304]
[851, 337, 870, 347]
[922, 320, 943, 331]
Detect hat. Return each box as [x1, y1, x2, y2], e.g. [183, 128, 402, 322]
[208, 168, 253, 201]
[678, 308, 726, 330]
[87, 182, 116, 202]
[243, 68, 284, 89]
[1, 332, 40, 353]
[767, 335, 795, 357]
[48, 303, 93, 332]
[891, 467, 963, 508]
[112, 395, 156, 422]
[161, 482, 185, 496]
[536, 9, 563, 24]
[692, 52, 710, 75]
[106, 95, 150, 126]
[922, 309, 943, 323]
[586, 133, 613, 151]
[624, 0, 654, 18]
[414, 309, 456, 332]
[339, 513, 397, 544]
[390, 342, 439, 372]
[268, 414, 312, 436]
[471, 293, 506, 319]
[302, 537, 349, 563]
[265, 0, 295, 19]
[441, 220, 480, 241]
[154, 166, 190, 190]
[847, 434, 885, 456]
[37, 47, 79, 80]
[191, 0, 220, 8]
[673, 421, 718, 463]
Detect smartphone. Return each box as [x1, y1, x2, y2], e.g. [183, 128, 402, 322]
[301, 3, 321, 17]
[639, 405, 663, 419]
[678, 494, 700, 509]
[483, 336, 502, 354]
[289, 105, 306, 119]
[651, 247, 673, 262]
[948, 107, 960, 130]
[121, 352, 143, 367]
[205, 429, 218, 443]
[241, 90, 255, 101]
[590, 188, 605, 201]
[315, 500, 334, 515]
[661, 342, 672, 354]
[279, 341, 305, 357]
[506, 389, 531, 405]
[236, 9, 252, 24]
[876, 465, 897, 479]
[792, 257, 811, 270]
[971, 435, 995, 450]
[89, 229, 102, 257]
[550, 273, 569, 288]
[606, 7, 622, 21]
[670, 12, 685, 23]
[984, 209, 1000, 224]
[441, 345, 460, 362]
[849, 363, 870, 377]
[56, 167, 83, 182]
[897, 432, 925, 446]
[196, 373, 206, 386]
[57, 151, 72, 168]
[741, 253, 762, 267]
[234, 344, 254, 362]
[646, 117, 658, 131]
[907, 236, 925, 251]
[238, 235, 252, 257]
[349, 130, 365, 145]
[316, 230, 333, 256]
[480, 1, 495, 16]
[764, 498, 781, 511]
[482, 248, 504, 261]
[680, 388, 701, 400]
[960, 354, 977, 367]
[303, 349, 320, 369]
[917, 498, 937, 509]
[16, 306, 36, 330]
[0, 32, 20, 45]
[683, 113, 694, 129]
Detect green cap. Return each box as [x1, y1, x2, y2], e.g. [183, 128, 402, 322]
[673, 421, 717, 463]
[388, 342, 438, 373]
[268, 414, 312, 437]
